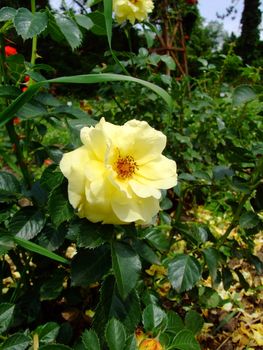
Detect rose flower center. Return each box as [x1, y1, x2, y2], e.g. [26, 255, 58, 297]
[114, 154, 138, 179]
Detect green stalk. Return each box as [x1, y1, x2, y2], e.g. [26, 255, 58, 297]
[218, 158, 263, 246]
[0, 34, 32, 187]
[31, 0, 37, 66]
[6, 121, 32, 187]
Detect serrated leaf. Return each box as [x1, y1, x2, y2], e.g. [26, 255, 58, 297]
[0, 7, 17, 21]
[82, 329, 100, 350]
[112, 242, 141, 299]
[168, 255, 201, 293]
[0, 333, 31, 350]
[55, 15, 82, 50]
[71, 246, 111, 287]
[105, 318, 126, 350]
[239, 211, 260, 229]
[75, 14, 93, 30]
[232, 84, 257, 106]
[166, 311, 184, 333]
[185, 310, 204, 335]
[0, 303, 15, 333]
[93, 276, 141, 335]
[48, 183, 74, 227]
[14, 8, 48, 40]
[40, 165, 64, 191]
[172, 329, 201, 350]
[35, 322, 60, 344]
[142, 304, 166, 332]
[0, 171, 20, 195]
[68, 220, 111, 249]
[8, 208, 45, 240]
[142, 227, 170, 251]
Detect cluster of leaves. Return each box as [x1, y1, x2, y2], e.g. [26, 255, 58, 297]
[1, 1, 263, 350]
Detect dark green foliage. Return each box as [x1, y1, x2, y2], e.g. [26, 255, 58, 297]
[236, 0, 262, 64]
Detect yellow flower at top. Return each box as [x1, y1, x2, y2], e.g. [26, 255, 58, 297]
[113, 0, 154, 24]
[60, 118, 177, 225]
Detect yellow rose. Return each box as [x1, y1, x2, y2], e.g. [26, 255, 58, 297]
[113, 0, 154, 24]
[60, 118, 177, 225]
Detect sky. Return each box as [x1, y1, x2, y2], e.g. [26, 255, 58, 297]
[49, 0, 263, 37]
[198, 0, 244, 35]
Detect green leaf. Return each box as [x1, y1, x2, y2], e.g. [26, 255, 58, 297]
[142, 304, 166, 332]
[14, 8, 48, 40]
[132, 240, 160, 265]
[199, 287, 222, 308]
[0, 234, 15, 255]
[82, 329, 101, 350]
[0, 86, 20, 98]
[232, 85, 257, 106]
[17, 101, 47, 118]
[168, 255, 201, 293]
[105, 318, 126, 350]
[75, 14, 93, 30]
[71, 246, 111, 287]
[68, 220, 112, 248]
[93, 276, 141, 335]
[0, 73, 172, 127]
[8, 208, 45, 240]
[111, 242, 141, 299]
[202, 247, 221, 283]
[40, 165, 64, 191]
[0, 7, 17, 21]
[0, 333, 31, 350]
[0, 303, 15, 333]
[35, 322, 60, 344]
[166, 311, 184, 333]
[185, 310, 204, 335]
[55, 14, 82, 50]
[48, 184, 74, 228]
[213, 166, 234, 181]
[142, 227, 170, 251]
[14, 236, 69, 265]
[103, 0, 112, 47]
[125, 335, 137, 350]
[172, 329, 201, 350]
[222, 267, 233, 290]
[239, 211, 260, 229]
[39, 345, 72, 349]
[0, 171, 20, 195]
[88, 11, 106, 35]
[160, 55, 176, 70]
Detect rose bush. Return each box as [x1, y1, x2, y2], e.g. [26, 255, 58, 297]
[113, 0, 154, 24]
[60, 118, 177, 224]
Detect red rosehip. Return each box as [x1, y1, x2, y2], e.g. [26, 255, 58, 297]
[5, 46, 17, 56]
[13, 117, 21, 125]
